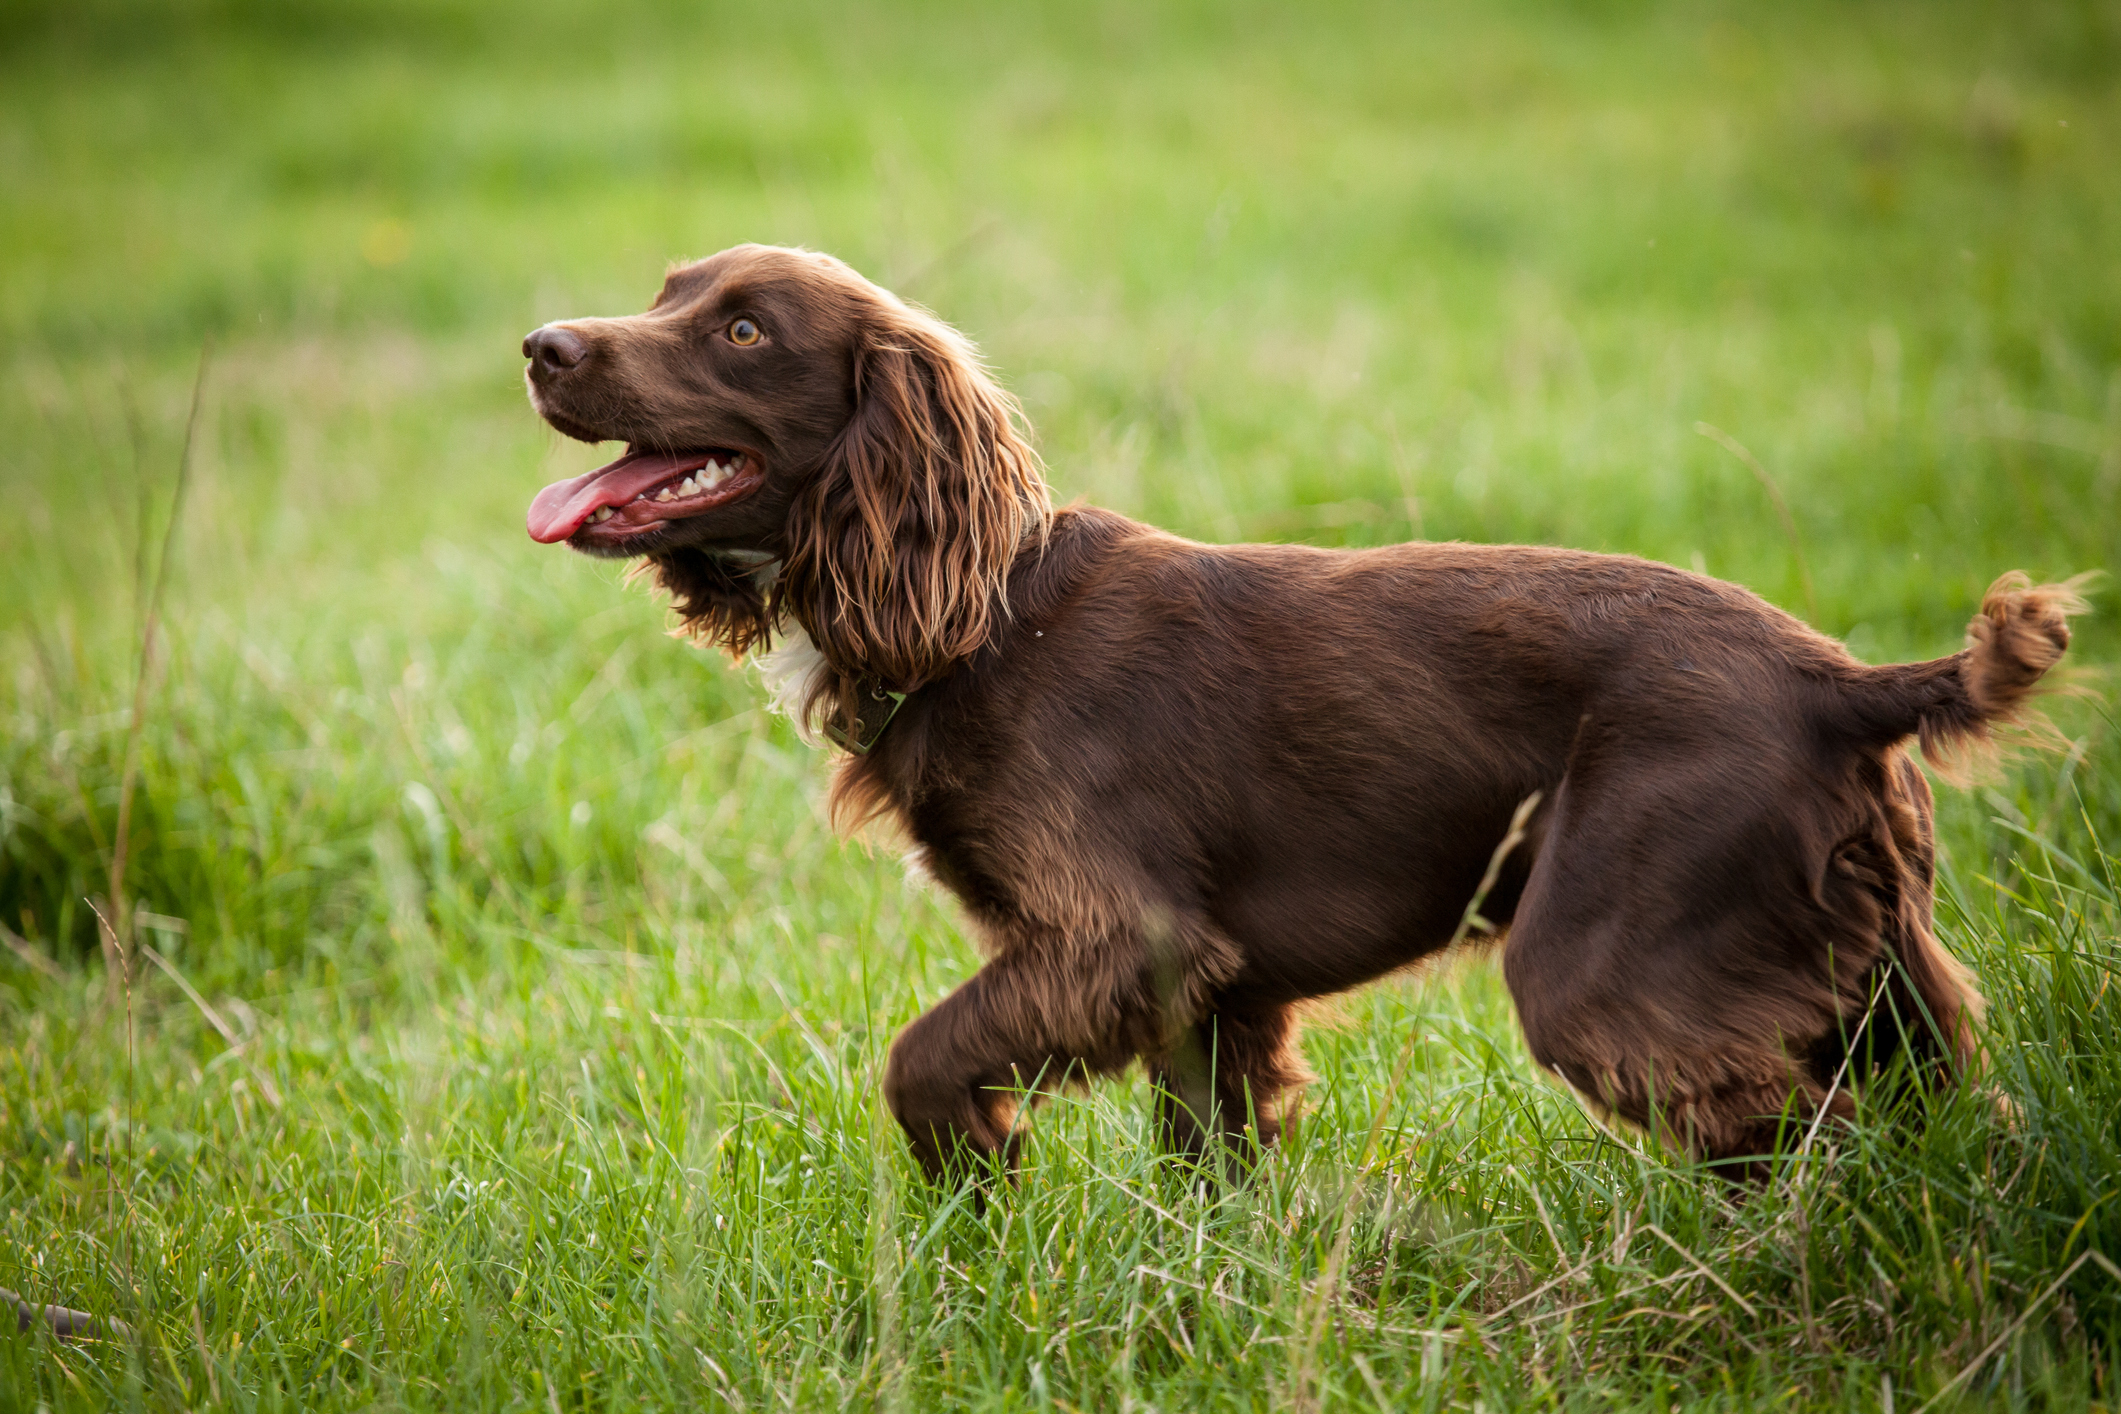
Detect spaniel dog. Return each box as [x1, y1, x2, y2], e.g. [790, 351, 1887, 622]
[522, 245, 2078, 1182]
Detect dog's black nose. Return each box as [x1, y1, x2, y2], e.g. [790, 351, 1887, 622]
[523, 325, 588, 372]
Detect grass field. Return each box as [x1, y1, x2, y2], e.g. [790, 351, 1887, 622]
[3, 0, 2120, 1408]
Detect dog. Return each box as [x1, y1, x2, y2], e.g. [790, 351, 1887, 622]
[522, 244, 2080, 1182]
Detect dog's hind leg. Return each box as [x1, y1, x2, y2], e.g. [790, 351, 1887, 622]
[1500, 721, 1903, 1179]
[1803, 751, 1982, 1097]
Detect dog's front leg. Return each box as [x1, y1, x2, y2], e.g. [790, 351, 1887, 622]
[883, 968, 1032, 1184]
[882, 954, 1148, 1186]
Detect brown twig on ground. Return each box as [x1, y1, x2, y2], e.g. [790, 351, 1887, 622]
[2, 1286, 134, 1342]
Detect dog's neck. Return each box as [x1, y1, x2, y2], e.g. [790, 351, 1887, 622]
[754, 506, 1135, 752]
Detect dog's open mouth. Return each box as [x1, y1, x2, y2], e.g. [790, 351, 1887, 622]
[527, 447, 762, 545]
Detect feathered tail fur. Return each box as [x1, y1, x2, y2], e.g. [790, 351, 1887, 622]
[1839, 572, 2091, 769]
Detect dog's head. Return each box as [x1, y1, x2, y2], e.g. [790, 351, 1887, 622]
[523, 244, 1048, 689]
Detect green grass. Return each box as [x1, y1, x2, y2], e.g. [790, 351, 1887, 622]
[3, 0, 2119, 1408]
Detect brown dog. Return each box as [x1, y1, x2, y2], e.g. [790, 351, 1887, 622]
[522, 244, 2079, 1182]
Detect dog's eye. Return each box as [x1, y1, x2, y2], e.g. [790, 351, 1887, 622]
[728, 318, 761, 346]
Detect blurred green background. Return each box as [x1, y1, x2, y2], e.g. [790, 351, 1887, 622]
[2, 2, 2118, 1410]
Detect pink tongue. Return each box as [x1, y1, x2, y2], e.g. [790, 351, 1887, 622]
[526, 450, 705, 543]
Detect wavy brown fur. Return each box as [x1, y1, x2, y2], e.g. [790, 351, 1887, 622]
[521, 244, 2087, 1185]
[780, 301, 1049, 702]
[1828, 571, 2092, 779]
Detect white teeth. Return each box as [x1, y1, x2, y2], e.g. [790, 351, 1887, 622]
[678, 476, 699, 495]
[588, 506, 614, 524]
[655, 486, 678, 502]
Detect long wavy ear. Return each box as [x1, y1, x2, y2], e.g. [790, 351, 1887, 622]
[780, 297, 1050, 712]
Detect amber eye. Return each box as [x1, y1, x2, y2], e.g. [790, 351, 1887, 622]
[728, 318, 761, 346]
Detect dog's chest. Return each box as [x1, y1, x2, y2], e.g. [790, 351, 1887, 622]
[751, 623, 835, 748]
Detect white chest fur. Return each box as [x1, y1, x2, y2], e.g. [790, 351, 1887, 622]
[751, 621, 832, 748]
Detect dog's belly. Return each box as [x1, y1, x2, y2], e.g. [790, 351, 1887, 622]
[1204, 812, 1541, 1005]
[1189, 696, 1559, 1005]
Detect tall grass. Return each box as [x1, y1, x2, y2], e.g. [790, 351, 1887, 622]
[3, 0, 2117, 1408]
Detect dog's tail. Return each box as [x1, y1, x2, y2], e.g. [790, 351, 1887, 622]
[1834, 572, 2089, 767]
